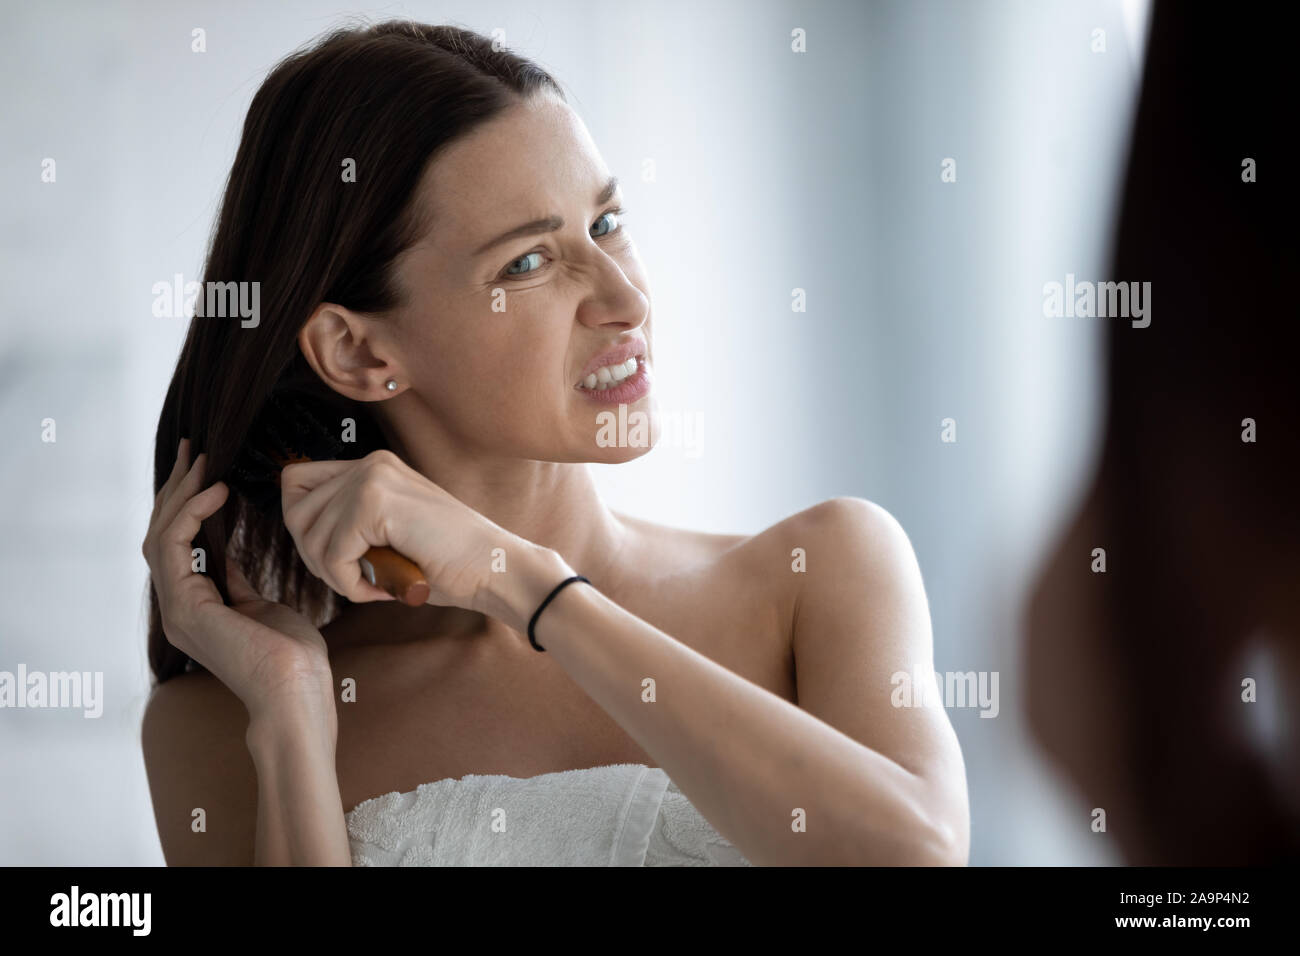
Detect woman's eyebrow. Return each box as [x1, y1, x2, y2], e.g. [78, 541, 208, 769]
[471, 175, 619, 257]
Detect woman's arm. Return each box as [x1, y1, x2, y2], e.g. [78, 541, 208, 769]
[142, 438, 355, 865]
[277, 454, 969, 866]
[486, 497, 970, 866]
[245, 696, 352, 866]
[141, 670, 351, 866]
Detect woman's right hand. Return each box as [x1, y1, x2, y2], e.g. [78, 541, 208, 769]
[142, 438, 335, 723]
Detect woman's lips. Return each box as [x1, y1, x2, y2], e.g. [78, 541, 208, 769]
[574, 358, 651, 404]
[574, 336, 648, 385]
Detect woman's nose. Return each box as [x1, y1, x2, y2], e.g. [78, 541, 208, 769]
[574, 250, 648, 330]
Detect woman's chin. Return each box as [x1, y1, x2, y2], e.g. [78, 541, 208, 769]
[570, 397, 661, 463]
[588, 440, 657, 465]
[574, 426, 660, 463]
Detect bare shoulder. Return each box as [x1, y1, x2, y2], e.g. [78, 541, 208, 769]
[140, 669, 257, 866]
[614, 496, 911, 587]
[611, 496, 916, 649]
[760, 496, 927, 635]
[686, 495, 899, 562]
[746, 496, 910, 554]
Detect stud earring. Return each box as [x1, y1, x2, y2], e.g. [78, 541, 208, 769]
[385, 379, 398, 391]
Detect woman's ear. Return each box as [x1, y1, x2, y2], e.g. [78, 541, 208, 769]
[297, 302, 404, 401]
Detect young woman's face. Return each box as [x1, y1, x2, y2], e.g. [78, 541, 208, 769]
[387, 92, 658, 463]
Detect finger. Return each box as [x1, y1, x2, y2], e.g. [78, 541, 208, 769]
[321, 520, 397, 603]
[282, 454, 405, 595]
[279, 458, 355, 510]
[155, 451, 211, 542]
[304, 459, 403, 593]
[159, 481, 230, 593]
[150, 437, 192, 524]
[282, 463, 356, 547]
[283, 467, 358, 583]
[145, 442, 200, 563]
[280, 460, 356, 577]
[293, 463, 398, 599]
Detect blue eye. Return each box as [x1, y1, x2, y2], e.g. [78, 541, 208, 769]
[499, 209, 625, 280]
[504, 251, 544, 276]
[591, 210, 621, 237]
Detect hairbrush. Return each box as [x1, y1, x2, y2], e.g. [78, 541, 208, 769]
[227, 388, 431, 606]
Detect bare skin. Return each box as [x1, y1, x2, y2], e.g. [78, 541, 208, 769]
[321, 512, 791, 814]
[142, 91, 969, 866]
[148, 514, 787, 854]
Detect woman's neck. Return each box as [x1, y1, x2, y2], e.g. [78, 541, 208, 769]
[377, 396, 633, 575]
[404, 445, 630, 582]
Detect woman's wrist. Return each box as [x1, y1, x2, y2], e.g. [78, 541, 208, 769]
[477, 542, 576, 635]
[245, 693, 339, 760]
[244, 694, 350, 867]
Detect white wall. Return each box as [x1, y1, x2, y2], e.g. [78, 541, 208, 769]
[0, 0, 1149, 864]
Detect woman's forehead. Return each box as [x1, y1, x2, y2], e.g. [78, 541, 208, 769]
[412, 96, 608, 247]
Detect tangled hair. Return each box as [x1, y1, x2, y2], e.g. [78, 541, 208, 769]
[147, 21, 564, 684]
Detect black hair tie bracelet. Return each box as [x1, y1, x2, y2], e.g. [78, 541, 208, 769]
[527, 575, 590, 651]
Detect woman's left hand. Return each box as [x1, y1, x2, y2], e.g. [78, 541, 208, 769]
[279, 449, 543, 618]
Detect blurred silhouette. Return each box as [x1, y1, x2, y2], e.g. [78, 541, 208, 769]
[1025, 0, 1299, 865]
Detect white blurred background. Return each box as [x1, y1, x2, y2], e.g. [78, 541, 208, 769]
[0, 0, 1150, 865]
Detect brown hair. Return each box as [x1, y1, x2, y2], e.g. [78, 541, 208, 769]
[147, 21, 564, 684]
[1052, 0, 1298, 862]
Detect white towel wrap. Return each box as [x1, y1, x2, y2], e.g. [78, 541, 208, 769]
[345, 762, 752, 867]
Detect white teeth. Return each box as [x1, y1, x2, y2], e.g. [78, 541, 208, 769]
[579, 355, 642, 389]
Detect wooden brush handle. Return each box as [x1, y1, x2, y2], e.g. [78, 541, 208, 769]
[358, 547, 430, 606]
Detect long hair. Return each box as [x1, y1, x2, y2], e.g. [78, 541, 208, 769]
[1063, 0, 1298, 862]
[147, 22, 564, 685]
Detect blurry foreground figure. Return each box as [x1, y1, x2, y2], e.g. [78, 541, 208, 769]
[1025, 0, 1299, 865]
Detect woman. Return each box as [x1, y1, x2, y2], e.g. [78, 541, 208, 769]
[140, 21, 968, 866]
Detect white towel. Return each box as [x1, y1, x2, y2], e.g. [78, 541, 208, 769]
[345, 762, 752, 866]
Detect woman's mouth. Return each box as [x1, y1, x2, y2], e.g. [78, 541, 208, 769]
[575, 354, 651, 403]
